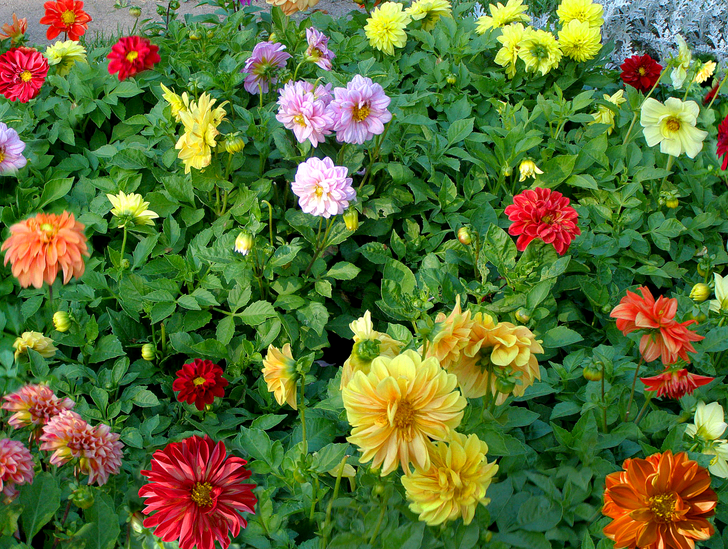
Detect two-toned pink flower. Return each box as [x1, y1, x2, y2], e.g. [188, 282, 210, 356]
[0, 438, 34, 502]
[276, 81, 334, 147]
[306, 27, 335, 70]
[242, 42, 291, 94]
[0, 122, 27, 174]
[292, 157, 355, 218]
[328, 75, 392, 144]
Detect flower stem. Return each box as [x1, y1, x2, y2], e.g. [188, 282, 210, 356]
[624, 69, 665, 145]
[634, 392, 653, 425]
[707, 73, 728, 111]
[299, 373, 307, 453]
[601, 363, 608, 432]
[321, 455, 349, 547]
[625, 358, 643, 421]
[357, 117, 393, 194]
[303, 217, 334, 277]
[261, 200, 274, 247]
[368, 491, 389, 546]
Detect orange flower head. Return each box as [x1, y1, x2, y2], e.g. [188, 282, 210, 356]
[0, 14, 28, 43]
[262, 344, 298, 410]
[423, 296, 474, 370]
[1, 211, 89, 289]
[40, 0, 92, 41]
[640, 368, 714, 399]
[603, 450, 717, 549]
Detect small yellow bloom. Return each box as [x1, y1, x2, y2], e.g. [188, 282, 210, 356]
[556, 0, 603, 27]
[364, 2, 411, 56]
[343, 208, 359, 231]
[694, 60, 716, 84]
[160, 84, 190, 122]
[14, 332, 57, 361]
[405, 0, 452, 31]
[494, 22, 527, 78]
[558, 19, 602, 62]
[262, 344, 298, 410]
[52, 311, 71, 333]
[44, 40, 86, 77]
[685, 401, 727, 441]
[690, 282, 710, 303]
[341, 310, 402, 389]
[588, 89, 626, 134]
[475, 0, 530, 33]
[234, 232, 253, 255]
[670, 35, 692, 89]
[518, 159, 544, 181]
[710, 273, 728, 314]
[106, 191, 159, 228]
[176, 93, 227, 173]
[518, 29, 562, 76]
[640, 97, 707, 158]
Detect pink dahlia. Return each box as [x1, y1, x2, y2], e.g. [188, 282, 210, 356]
[504, 187, 581, 255]
[2, 383, 75, 433]
[276, 81, 334, 147]
[0, 438, 34, 502]
[328, 75, 392, 144]
[242, 42, 291, 94]
[0, 122, 27, 174]
[717, 114, 728, 171]
[306, 27, 335, 71]
[292, 157, 356, 218]
[173, 358, 229, 411]
[139, 435, 257, 549]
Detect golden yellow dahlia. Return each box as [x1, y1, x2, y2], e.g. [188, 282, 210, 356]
[341, 310, 402, 389]
[494, 22, 527, 78]
[160, 83, 190, 122]
[518, 29, 562, 75]
[694, 60, 716, 84]
[423, 296, 474, 370]
[475, 0, 530, 33]
[556, 0, 603, 27]
[343, 350, 466, 476]
[262, 344, 298, 410]
[558, 19, 601, 62]
[175, 93, 227, 174]
[266, 0, 320, 16]
[106, 191, 159, 228]
[365, 2, 411, 56]
[406, 0, 452, 31]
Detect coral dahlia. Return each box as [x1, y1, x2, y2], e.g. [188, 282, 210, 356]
[717, 113, 728, 171]
[173, 359, 229, 411]
[139, 435, 257, 549]
[107, 36, 160, 81]
[0, 14, 27, 44]
[0, 47, 49, 103]
[39, 0, 91, 41]
[265, 0, 320, 15]
[620, 54, 662, 93]
[0, 438, 34, 502]
[640, 368, 713, 399]
[2, 383, 74, 432]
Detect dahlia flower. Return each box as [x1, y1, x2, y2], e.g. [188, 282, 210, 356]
[558, 20, 602, 62]
[517, 29, 562, 76]
[305, 27, 335, 70]
[620, 54, 662, 92]
[423, 296, 473, 371]
[589, 90, 626, 135]
[504, 187, 581, 255]
[13, 332, 57, 361]
[0, 439, 34, 502]
[39, 0, 91, 41]
[602, 451, 717, 549]
[494, 23, 527, 79]
[717, 114, 728, 171]
[670, 35, 691, 89]
[242, 42, 291, 95]
[405, 0, 452, 31]
[329, 75, 392, 144]
[343, 350, 466, 476]
[262, 344, 298, 410]
[107, 36, 160, 81]
[694, 61, 716, 84]
[265, 0, 320, 15]
[176, 93, 227, 173]
[2, 384, 75, 431]
[44, 40, 86, 76]
[641, 97, 707, 158]
[0, 122, 27, 174]
[107, 191, 159, 228]
[276, 81, 334, 147]
[139, 435, 257, 549]
[291, 157, 355, 218]
[640, 368, 713, 399]
[518, 159, 543, 181]
[0, 47, 49, 103]
[0, 14, 27, 44]
[1, 211, 89, 289]
[685, 401, 727, 442]
[234, 232, 253, 255]
[402, 432, 498, 525]
[364, 2, 411, 56]
[475, 0, 530, 32]
[160, 84, 190, 122]
[556, 0, 603, 27]
[173, 359, 229, 411]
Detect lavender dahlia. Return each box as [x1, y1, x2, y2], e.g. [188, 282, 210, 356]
[242, 42, 291, 94]
[276, 81, 334, 147]
[329, 75, 392, 144]
[306, 27, 336, 71]
[0, 122, 27, 174]
[292, 157, 356, 218]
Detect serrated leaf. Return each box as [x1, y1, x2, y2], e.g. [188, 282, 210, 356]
[240, 301, 276, 326]
[216, 315, 235, 346]
[327, 262, 361, 280]
[88, 335, 125, 364]
[75, 493, 120, 549]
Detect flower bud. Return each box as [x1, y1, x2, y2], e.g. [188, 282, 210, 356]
[494, 376, 516, 393]
[515, 308, 530, 323]
[268, 33, 278, 42]
[130, 512, 145, 534]
[502, 165, 512, 177]
[457, 227, 472, 246]
[224, 135, 245, 154]
[353, 339, 381, 362]
[69, 486, 95, 509]
[666, 198, 679, 209]
[189, 30, 201, 40]
[141, 343, 156, 362]
[343, 208, 359, 231]
[583, 363, 603, 382]
[446, 74, 456, 85]
[690, 283, 710, 303]
[234, 232, 254, 256]
[518, 159, 544, 182]
[120, 258, 130, 270]
[53, 311, 71, 333]
[129, 6, 142, 17]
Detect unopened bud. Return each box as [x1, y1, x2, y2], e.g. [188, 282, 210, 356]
[502, 165, 512, 177]
[268, 33, 278, 42]
[234, 232, 254, 256]
[130, 512, 145, 534]
[69, 486, 95, 509]
[582, 363, 603, 382]
[53, 311, 71, 333]
[446, 74, 456, 85]
[457, 227, 472, 245]
[666, 198, 679, 209]
[515, 308, 530, 323]
[129, 6, 142, 17]
[690, 283, 710, 302]
[225, 135, 245, 154]
[343, 208, 359, 231]
[141, 343, 156, 362]
[189, 30, 201, 40]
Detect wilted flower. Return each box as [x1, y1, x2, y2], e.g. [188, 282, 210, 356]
[518, 159, 543, 181]
[292, 157, 356, 218]
[685, 401, 727, 442]
[176, 93, 227, 173]
[160, 84, 189, 122]
[173, 359, 229, 411]
[341, 310, 402, 389]
[107, 191, 159, 228]
[2, 384, 74, 431]
[694, 60, 716, 84]
[716, 114, 728, 171]
[494, 23, 527, 78]
[620, 54, 662, 92]
[107, 36, 160, 81]
[53, 311, 71, 332]
[0, 14, 27, 44]
[265, 0, 319, 15]
[364, 2, 411, 56]
[0, 439, 34, 502]
[0, 47, 49, 103]
[13, 332, 57, 361]
[558, 20, 601, 62]
[305, 27, 335, 70]
[0, 122, 27, 174]
[640, 368, 713, 399]
[262, 344, 298, 410]
[234, 232, 253, 255]
[517, 29, 562, 76]
[329, 75, 392, 144]
[44, 40, 86, 76]
[589, 90, 626, 134]
[640, 97, 707, 158]
[556, 0, 603, 27]
[405, 0, 452, 31]
[276, 81, 334, 147]
[475, 0, 529, 33]
[40, 0, 92, 41]
[690, 282, 710, 302]
[242, 42, 291, 95]
[670, 35, 691, 89]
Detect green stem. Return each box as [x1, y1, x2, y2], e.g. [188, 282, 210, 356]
[357, 118, 393, 194]
[292, 60, 306, 82]
[623, 69, 665, 145]
[261, 200, 274, 247]
[634, 392, 653, 425]
[321, 455, 349, 547]
[707, 72, 728, 111]
[622, 112, 638, 146]
[601, 363, 608, 432]
[303, 217, 334, 277]
[299, 373, 307, 453]
[368, 491, 389, 546]
[624, 358, 643, 421]
[119, 226, 128, 268]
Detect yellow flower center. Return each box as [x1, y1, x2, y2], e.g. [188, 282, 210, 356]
[126, 50, 139, 63]
[648, 492, 677, 523]
[190, 482, 214, 507]
[61, 10, 76, 25]
[39, 222, 58, 242]
[192, 376, 207, 386]
[665, 117, 681, 133]
[393, 400, 416, 429]
[541, 215, 553, 224]
[0, 150, 5, 163]
[352, 104, 371, 122]
[293, 114, 306, 126]
[638, 67, 646, 76]
[314, 185, 324, 197]
[20, 70, 32, 82]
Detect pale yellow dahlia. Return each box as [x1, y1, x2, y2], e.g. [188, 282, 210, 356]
[556, 0, 603, 27]
[558, 19, 601, 62]
[494, 23, 528, 78]
[518, 29, 562, 75]
[343, 350, 466, 476]
[640, 97, 708, 158]
[160, 83, 190, 122]
[589, 89, 626, 134]
[406, 0, 452, 31]
[13, 332, 57, 361]
[670, 35, 692, 88]
[44, 40, 86, 76]
[266, 0, 320, 16]
[365, 2, 411, 56]
[402, 432, 498, 526]
[694, 60, 716, 84]
[175, 93, 227, 174]
[106, 191, 159, 228]
[262, 344, 298, 410]
[341, 310, 402, 389]
[476, 0, 530, 34]
[518, 159, 543, 181]
[423, 296, 474, 370]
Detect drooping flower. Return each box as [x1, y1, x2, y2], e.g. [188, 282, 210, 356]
[291, 157, 356, 218]
[44, 40, 86, 76]
[139, 435, 257, 549]
[640, 97, 708, 159]
[640, 368, 714, 399]
[107, 191, 159, 228]
[556, 0, 603, 27]
[329, 75, 392, 144]
[602, 451, 717, 549]
[620, 54, 662, 93]
[234, 232, 253, 255]
[703, 442, 728, 478]
[242, 42, 291, 95]
[53, 311, 71, 332]
[589, 89, 626, 134]
[2, 384, 75, 432]
[0, 439, 34, 502]
[262, 344, 298, 410]
[173, 359, 229, 411]
[13, 332, 57, 362]
[107, 36, 160, 81]
[670, 35, 692, 89]
[505, 187, 580, 255]
[517, 29, 562, 76]
[265, 0, 320, 15]
[518, 158, 543, 181]
[475, 0, 530, 33]
[685, 401, 727, 442]
[610, 286, 704, 365]
[276, 81, 334, 147]
[160, 84, 190, 122]
[694, 60, 716, 84]
[402, 432, 498, 526]
[343, 350, 466, 476]
[305, 27, 335, 70]
[1, 211, 89, 289]
[364, 2, 411, 56]
[405, 0, 452, 31]
[39, 0, 92, 41]
[0, 122, 27, 174]
[175, 93, 227, 173]
[0, 14, 27, 44]
[558, 20, 601, 62]
[494, 22, 527, 79]
[716, 114, 728, 171]
[0, 47, 49, 103]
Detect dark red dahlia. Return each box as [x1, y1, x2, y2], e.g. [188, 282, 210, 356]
[704, 81, 720, 106]
[640, 368, 713, 399]
[173, 359, 228, 410]
[504, 187, 580, 255]
[717, 114, 728, 171]
[0, 47, 49, 103]
[107, 36, 160, 81]
[620, 54, 662, 93]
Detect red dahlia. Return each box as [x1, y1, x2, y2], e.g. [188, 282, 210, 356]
[620, 54, 662, 93]
[504, 187, 580, 255]
[139, 435, 257, 549]
[39, 0, 92, 41]
[107, 36, 160, 81]
[703, 81, 720, 106]
[173, 359, 228, 410]
[717, 114, 728, 171]
[0, 48, 49, 103]
[640, 368, 713, 399]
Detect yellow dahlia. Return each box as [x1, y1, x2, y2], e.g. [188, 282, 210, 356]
[640, 97, 708, 158]
[175, 93, 227, 174]
[475, 0, 530, 34]
[160, 83, 190, 122]
[265, 0, 320, 16]
[589, 89, 626, 134]
[406, 0, 452, 31]
[556, 0, 603, 28]
[423, 296, 474, 370]
[106, 191, 159, 228]
[13, 332, 57, 361]
[262, 344, 298, 410]
[340, 310, 402, 389]
[364, 2, 411, 56]
[402, 432, 498, 526]
[494, 23, 527, 78]
[343, 350, 466, 476]
[44, 40, 86, 76]
[694, 60, 716, 84]
[558, 19, 601, 62]
[518, 29, 562, 75]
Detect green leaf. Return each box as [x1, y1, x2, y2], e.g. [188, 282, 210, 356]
[27, 349, 49, 379]
[541, 326, 584, 348]
[358, 242, 392, 265]
[150, 302, 176, 323]
[38, 178, 74, 209]
[496, 532, 551, 549]
[312, 443, 350, 474]
[19, 472, 60, 540]
[75, 493, 120, 549]
[177, 295, 201, 310]
[240, 301, 276, 326]
[88, 335, 125, 364]
[216, 315, 235, 346]
[447, 118, 474, 145]
[297, 302, 329, 336]
[517, 496, 563, 532]
[327, 262, 361, 280]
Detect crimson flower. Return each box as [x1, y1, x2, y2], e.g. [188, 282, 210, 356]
[704, 81, 720, 106]
[139, 435, 257, 549]
[0, 47, 49, 103]
[640, 368, 714, 399]
[173, 359, 228, 411]
[620, 54, 662, 93]
[107, 36, 160, 81]
[717, 114, 728, 171]
[504, 187, 580, 255]
[40, 0, 91, 41]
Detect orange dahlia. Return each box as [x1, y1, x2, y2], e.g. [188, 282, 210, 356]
[603, 450, 717, 549]
[262, 344, 298, 410]
[39, 0, 92, 41]
[423, 296, 474, 370]
[1, 211, 89, 289]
